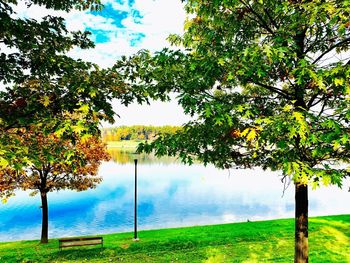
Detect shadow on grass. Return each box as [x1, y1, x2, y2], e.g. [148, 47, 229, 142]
[52, 247, 112, 261]
[49, 239, 211, 262]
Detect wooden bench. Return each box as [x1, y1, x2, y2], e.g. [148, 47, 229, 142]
[58, 236, 103, 250]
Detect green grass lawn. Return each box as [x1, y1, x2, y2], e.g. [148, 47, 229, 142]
[0, 214, 349, 263]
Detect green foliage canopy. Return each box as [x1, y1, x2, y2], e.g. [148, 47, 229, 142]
[0, 0, 138, 170]
[115, 0, 350, 189]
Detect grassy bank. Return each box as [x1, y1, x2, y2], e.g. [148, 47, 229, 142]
[106, 140, 142, 149]
[0, 215, 349, 262]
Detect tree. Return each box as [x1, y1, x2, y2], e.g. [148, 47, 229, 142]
[0, 0, 115, 132]
[0, 0, 134, 161]
[115, 1, 350, 262]
[0, 127, 110, 243]
[0, 0, 140, 197]
[101, 125, 182, 143]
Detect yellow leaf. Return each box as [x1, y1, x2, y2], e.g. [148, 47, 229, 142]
[246, 129, 257, 142]
[184, 18, 193, 30]
[346, 86, 350, 96]
[311, 181, 319, 190]
[40, 96, 51, 107]
[299, 176, 309, 185]
[293, 111, 304, 122]
[241, 128, 259, 142]
[0, 157, 9, 168]
[240, 128, 250, 137]
[89, 90, 97, 98]
[218, 58, 225, 66]
[73, 123, 86, 134]
[283, 105, 293, 112]
[78, 104, 90, 114]
[54, 127, 66, 137]
[285, 162, 293, 175]
[333, 141, 341, 151]
[322, 175, 331, 186]
[334, 78, 344, 87]
[81, 133, 92, 142]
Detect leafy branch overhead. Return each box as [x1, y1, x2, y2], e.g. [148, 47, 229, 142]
[114, 4, 350, 260]
[116, 0, 350, 189]
[0, 0, 143, 170]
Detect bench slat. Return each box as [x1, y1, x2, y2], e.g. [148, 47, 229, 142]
[59, 237, 102, 242]
[60, 241, 101, 247]
[58, 236, 103, 250]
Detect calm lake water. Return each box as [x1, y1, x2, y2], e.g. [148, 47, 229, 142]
[0, 148, 349, 242]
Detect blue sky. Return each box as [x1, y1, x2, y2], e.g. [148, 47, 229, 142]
[73, 0, 186, 68]
[15, 0, 186, 67]
[15, 0, 189, 126]
[87, 2, 140, 45]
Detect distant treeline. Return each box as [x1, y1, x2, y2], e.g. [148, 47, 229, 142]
[102, 125, 181, 141]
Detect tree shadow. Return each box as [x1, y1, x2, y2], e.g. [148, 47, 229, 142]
[53, 246, 111, 261]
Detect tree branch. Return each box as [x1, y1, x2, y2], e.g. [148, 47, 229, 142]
[307, 90, 323, 109]
[317, 99, 328, 118]
[312, 37, 350, 65]
[263, 8, 279, 30]
[238, 0, 276, 36]
[252, 81, 291, 99]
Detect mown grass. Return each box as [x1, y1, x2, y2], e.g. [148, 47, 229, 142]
[0, 214, 349, 262]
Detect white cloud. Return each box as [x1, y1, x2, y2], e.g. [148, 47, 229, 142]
[11, 0, 188, 125]
[102, 95, 191, 127]
[67, 0, 186, 67]
[11, 0, 186, 70]
[128, 0, 186, 50]
[103, 0, 130, 12]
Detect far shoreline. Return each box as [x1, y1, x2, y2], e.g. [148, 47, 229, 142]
[105, 140, 144, 149]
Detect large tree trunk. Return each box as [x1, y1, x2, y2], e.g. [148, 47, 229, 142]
[295, 183, 308, 262]
[40, 192, 49, 244]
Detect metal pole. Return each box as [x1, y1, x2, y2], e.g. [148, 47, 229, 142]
[133, 159, 139, 241]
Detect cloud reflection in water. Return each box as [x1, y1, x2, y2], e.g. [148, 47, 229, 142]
[0, 149, 349, 242]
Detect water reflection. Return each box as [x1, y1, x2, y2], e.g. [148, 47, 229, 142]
[0, 149, 349, 242]
[107, 148, 178, 165]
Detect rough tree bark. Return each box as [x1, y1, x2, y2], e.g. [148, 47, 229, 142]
[295, 183, 308, 262]
[40, 192, 49, 244]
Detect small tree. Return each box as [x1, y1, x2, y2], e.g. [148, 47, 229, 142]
[0, 0, 133, 171]
[0, 128, 110, 243]
[115, 1, 350, 262]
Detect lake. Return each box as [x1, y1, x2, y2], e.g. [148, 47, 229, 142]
[0, 148, 349, 242]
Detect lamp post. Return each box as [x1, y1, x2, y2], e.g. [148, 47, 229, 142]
[133, 159, 139, 241]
